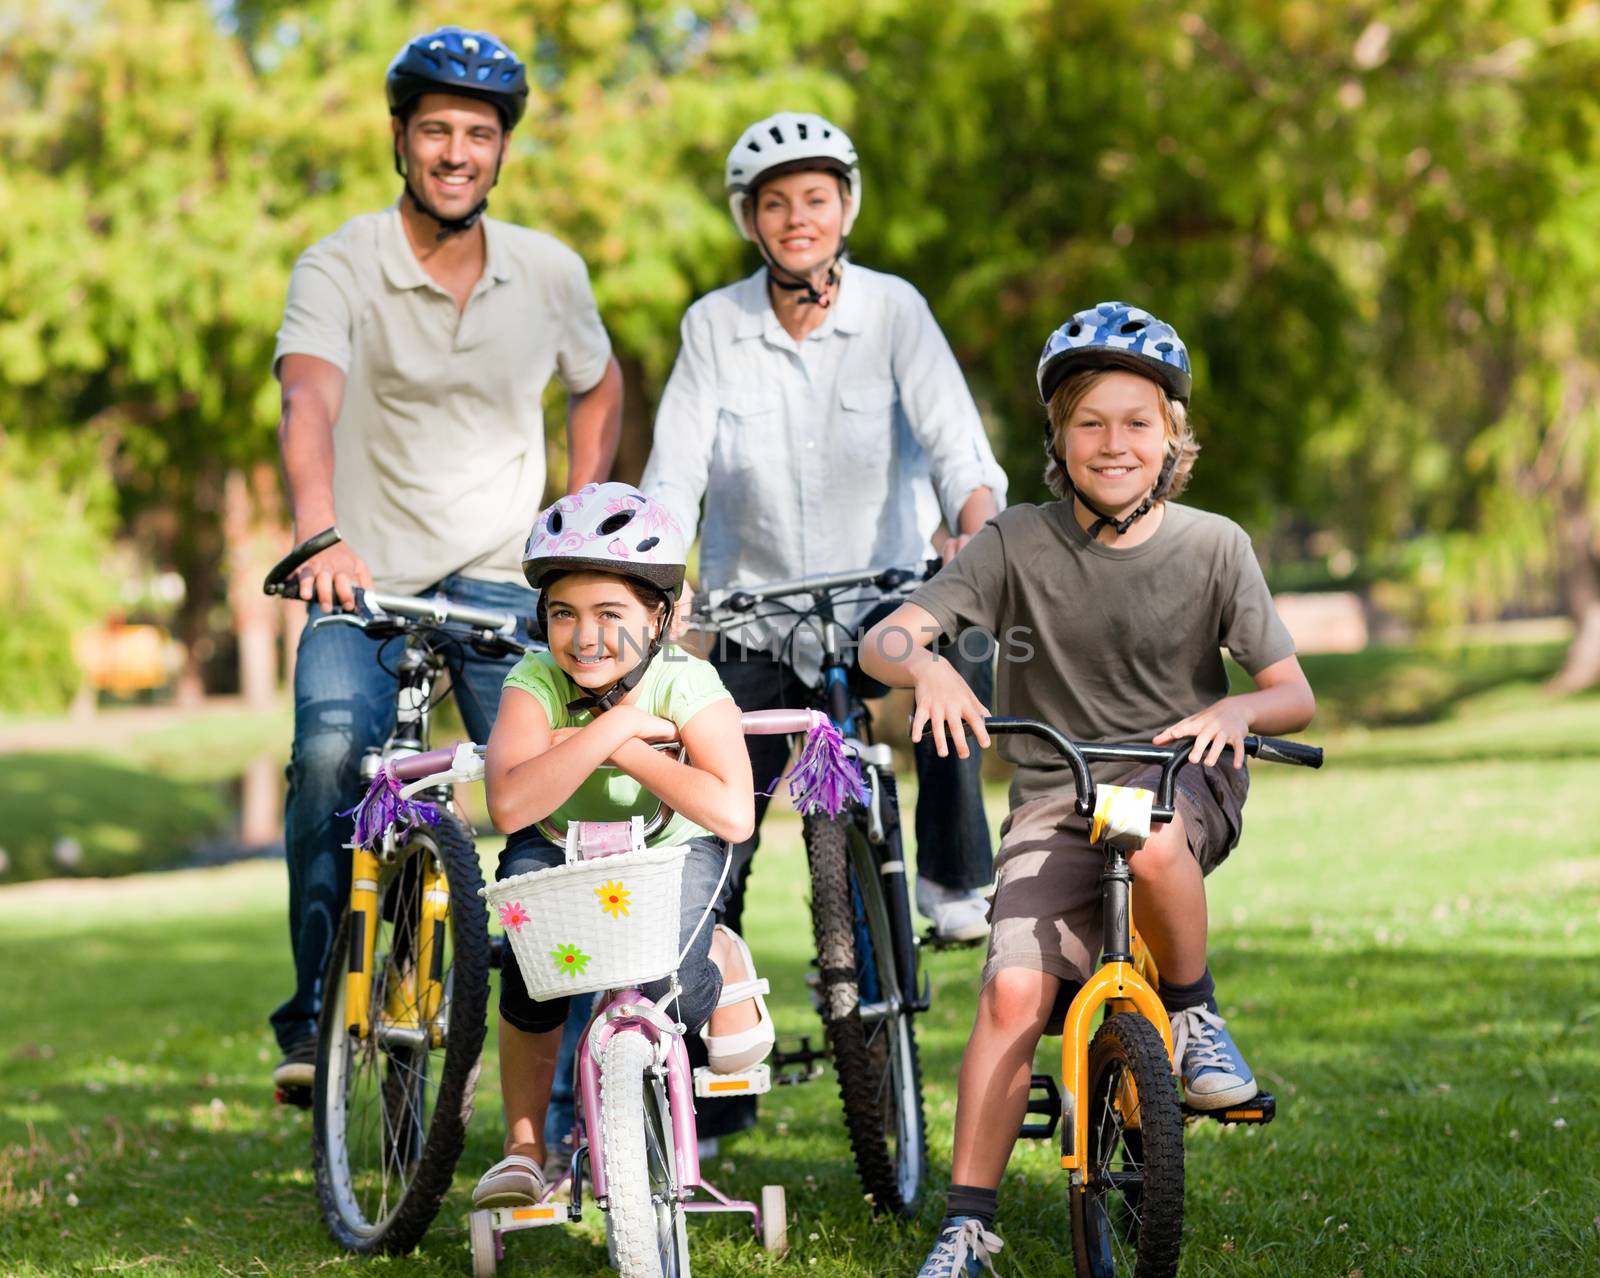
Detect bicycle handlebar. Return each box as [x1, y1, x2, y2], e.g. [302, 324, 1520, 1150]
[981, 717, 1322, 823]
[263, 527, 530, 647]
[687, 560, 940, 630]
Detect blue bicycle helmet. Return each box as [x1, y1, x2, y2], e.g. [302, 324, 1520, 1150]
[1037, 302, 1193, 539]
[386, 26, 529, 130]
[1036, 301, 1192, 406]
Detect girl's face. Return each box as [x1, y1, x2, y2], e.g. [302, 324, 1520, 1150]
[1058, 371, 1171, 514]
[749, 169, 848, 278]
[544, 572, 663, 689]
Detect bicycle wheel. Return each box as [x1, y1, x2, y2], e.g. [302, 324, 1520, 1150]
[1071, 1012, 1185, 1278]
[804, 810, 926, 1215]
[312, 813, 490, 1253]
[600, 1029, 690, 1278]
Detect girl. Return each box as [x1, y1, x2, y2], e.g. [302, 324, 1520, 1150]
[472, 482, 775, 1208]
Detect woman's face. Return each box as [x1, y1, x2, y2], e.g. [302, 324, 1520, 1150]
[544, 572, 662, 689]
[1057, 371, 1170, 514]
[748, 169, 848, 278]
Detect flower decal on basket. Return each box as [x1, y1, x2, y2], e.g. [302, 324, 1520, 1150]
[498, 901, 530, 933]
[549, 943, 592, 977]
[596, 879, 631, 919]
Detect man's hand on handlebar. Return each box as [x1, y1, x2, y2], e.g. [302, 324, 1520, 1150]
[293, 540, 374, 612]
[909, 652, 992, 760]
[1154, 698, 1252, 769]
[669, 580, 697, 641]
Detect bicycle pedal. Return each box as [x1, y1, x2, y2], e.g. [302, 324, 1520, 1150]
[487, 1200, 577, 1232]
[918, 924, 986, 952]
[1183, 1091, 1276, 1125]
[274, 1084, 312, 1110]
[771, 1035, 826, 1085]
[1017, 1072, 1062, 1140]
[694, 1063, 771, 1098]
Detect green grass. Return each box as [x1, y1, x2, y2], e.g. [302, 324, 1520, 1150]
[0, 707, 291, 881]
[3, 685, 1599, 1276]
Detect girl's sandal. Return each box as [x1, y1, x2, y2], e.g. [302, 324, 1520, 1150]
[701, 924, 776, 1073]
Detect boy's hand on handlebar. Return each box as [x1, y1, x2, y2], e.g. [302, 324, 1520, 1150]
[294, 541, 373, 611]
[1155, 699, 1251, 769]
[909, 654, 991, 759]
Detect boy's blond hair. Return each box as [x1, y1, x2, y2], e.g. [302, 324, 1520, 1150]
[1042, 355, 1200, 501]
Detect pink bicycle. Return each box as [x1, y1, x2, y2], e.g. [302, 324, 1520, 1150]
[377, 709, 856, 1277]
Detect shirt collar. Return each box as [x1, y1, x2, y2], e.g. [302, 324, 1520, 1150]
[732, 262, 866, 341]
[379, 200, 511, 292]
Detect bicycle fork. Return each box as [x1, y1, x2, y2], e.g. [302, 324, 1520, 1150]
[345, 840, 450, 1048]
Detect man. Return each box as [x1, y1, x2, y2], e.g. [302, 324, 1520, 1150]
[268, 25, 622, 1093]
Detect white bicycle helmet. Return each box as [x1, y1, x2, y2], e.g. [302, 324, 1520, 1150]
[725, 111, 862, 241]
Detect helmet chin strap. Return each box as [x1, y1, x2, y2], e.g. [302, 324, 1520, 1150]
[1056, 451, 1178, 540]
[755, 226, 846, 309]
[563, 616, 669, 716]
[395, 147, 501, 242]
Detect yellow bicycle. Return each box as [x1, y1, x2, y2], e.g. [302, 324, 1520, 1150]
[985, 717, 1322, 1278]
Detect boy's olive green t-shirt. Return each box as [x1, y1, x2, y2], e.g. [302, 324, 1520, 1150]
[908, 501, 1296, 807]
[501, 646, 732, 846]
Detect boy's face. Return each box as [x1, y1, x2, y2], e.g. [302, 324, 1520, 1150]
[1057, 371, 1170, 514]
[544, 572, 662, 689]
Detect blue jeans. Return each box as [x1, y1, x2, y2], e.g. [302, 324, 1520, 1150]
[270, 574, 539, 1051]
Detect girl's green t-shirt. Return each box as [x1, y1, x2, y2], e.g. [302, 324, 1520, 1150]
[501, 645, 733, 847]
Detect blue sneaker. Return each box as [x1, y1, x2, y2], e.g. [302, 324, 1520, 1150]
[916, 1217, 1004, 1277]
[1171, 1005, 1257, 1109]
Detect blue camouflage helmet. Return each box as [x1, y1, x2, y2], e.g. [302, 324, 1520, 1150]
[1036, 302, 1192, 406]
[386, 26, 529, 130]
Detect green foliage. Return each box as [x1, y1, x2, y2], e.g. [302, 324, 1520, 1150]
[0, 433, 117, 713]
[2, 0, 1599, 678]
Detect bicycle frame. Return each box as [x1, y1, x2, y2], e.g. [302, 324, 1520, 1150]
[982, 719, 1323, 1179]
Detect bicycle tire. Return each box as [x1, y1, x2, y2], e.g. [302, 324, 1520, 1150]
[312, 813, 490, 1253]
[1071, 1012, 1185, 1278]
[804, 810, 927, 1216]
[600, 1030, 689, 1278]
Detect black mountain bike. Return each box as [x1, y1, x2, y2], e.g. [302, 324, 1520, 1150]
[690, 562, 937, 1216]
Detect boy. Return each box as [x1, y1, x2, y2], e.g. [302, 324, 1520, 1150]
[861, 303, 1315, 1275]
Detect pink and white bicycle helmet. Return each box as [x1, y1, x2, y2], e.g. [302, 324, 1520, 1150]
[521, 482, 688, 598]
[521, 484, 690, 713]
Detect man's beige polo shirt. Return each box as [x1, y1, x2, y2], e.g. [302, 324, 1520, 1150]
[273, 205, 612, 594]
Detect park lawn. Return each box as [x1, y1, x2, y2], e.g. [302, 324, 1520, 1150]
[0, 706, 292, 882]
[3, 682, 1599, 1276]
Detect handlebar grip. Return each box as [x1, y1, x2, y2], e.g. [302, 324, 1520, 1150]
[263, 526, 343, 596]
[1248, 736, 1324, 769]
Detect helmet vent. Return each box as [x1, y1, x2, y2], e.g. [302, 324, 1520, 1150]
[636, 536, 660, 553]
[598, 511, 636, 535]
[797, 121, 809, 138]
[546, 511, 563, 534]
[1155, 341, 1173, 352]
[449, 55, 468, 77]
[768, 125, 785, 144]
[745, 139, 761, 152]
[1120, 320, 1146, 334]
[1067, 323, 1082, 337]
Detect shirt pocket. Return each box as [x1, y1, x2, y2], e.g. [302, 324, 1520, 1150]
[838, 379, 897, 467]
[712, 387, 782, 474]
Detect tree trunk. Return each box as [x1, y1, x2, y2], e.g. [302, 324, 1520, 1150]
[173, 458, 225, 708]
[224, 462, 288, 708]
[1548, 476, 1600, 693]
[611, 353, 655, 487]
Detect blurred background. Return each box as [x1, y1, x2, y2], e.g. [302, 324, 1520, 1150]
[1, 0, 1596, 875]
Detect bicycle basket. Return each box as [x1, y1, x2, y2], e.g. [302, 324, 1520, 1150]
[483, 844, 690, 999]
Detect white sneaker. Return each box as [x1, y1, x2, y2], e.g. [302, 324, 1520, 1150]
[915, 877, 991, 943]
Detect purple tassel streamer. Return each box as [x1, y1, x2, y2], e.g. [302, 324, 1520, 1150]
[338, 766, 443, 851]
[782, 717, 868, 817]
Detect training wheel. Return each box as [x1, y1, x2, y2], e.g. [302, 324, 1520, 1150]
[760, 1184, 788, 1255]
[469, 1209, 497, 1278]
